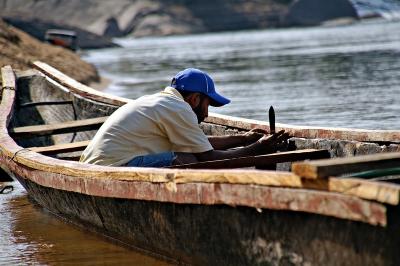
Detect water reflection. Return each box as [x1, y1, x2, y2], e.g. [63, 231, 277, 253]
[0, 182, 170, 265]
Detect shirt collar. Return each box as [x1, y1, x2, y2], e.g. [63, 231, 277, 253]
[162, 86, 184, 100]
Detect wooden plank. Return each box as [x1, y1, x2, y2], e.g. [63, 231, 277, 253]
[205, 113, 400, 143]
[32, 61, 129, 106]
[171, 149, 330, 169]
[292, 152, 400, 179]
[29, 140, 90, 155]
[1, 66, 16, 128]
[57, 155, 81, 161]
[10, 116, 108, 138]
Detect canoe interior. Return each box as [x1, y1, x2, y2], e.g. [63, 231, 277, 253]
[10, 70, 400, 172]
[11, 70, 117, 157]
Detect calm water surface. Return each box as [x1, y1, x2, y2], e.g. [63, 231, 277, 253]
[0, 182, 171, 265]
[84, 19, 400, 130]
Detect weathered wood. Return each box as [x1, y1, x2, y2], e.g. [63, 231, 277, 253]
[30, 140, 90, 155]
[205, 113, 400, 143]
[32, 61, 129, 106]
[57, 155, 82, 161]
[292, 152, 400, 179]
[171, 149, 330, 169]
[10, 116, 108, 138]
[1, 66, 16, 128]
[9, 159, 387, 226]
[18, 178, 399, 266]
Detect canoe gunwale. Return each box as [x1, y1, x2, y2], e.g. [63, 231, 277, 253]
[3, 156, 387, 226]
[1, 64, 399, 226]
[205, 114, 400, 144]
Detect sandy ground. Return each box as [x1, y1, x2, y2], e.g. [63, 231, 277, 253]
[0, 19, 99, 85]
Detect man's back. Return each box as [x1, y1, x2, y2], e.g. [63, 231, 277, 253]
[80, 87, 212, 166]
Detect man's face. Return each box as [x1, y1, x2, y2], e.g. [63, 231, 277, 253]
[192, 95, 210, 124]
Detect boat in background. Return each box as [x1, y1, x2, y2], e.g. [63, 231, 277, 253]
[45, 29, 78, 51]
[1, 62, 400, 265]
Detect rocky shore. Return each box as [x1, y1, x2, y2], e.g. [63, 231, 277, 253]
[0, 0, 289, 38]
[0, 0, 360, 42]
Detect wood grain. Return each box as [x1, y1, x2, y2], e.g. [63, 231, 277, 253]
[30, 140, 90, 155]
[10, 116, 108, 138]
[292, 152, 400, 179]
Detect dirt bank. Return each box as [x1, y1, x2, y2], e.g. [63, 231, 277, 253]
[0, 19, 99, 84]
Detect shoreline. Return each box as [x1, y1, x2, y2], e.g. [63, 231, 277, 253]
[89, 76, 111, 92]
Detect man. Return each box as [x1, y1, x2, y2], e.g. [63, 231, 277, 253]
[80, 68, 289, 167]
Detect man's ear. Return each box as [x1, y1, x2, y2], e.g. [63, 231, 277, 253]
[185, 93, 201, 108]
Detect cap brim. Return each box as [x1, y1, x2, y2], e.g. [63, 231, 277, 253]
[207, 92, 231, 107]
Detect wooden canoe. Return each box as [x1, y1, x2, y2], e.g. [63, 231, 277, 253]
[1, 62, 400, 265]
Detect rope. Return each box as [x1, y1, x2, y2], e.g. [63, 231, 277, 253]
[9, 148, 32, 162]
[0, 185, 13, 194]
[2, 86, 15, 91]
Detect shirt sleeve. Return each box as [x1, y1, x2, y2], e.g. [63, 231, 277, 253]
[159, 109, 213, 153]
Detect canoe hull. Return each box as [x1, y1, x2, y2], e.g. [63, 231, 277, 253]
[13, 171, 400, 266]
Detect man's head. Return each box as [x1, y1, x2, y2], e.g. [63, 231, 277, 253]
[171, 68, 230, 123]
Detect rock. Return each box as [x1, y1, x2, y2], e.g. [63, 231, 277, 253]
[284, 0, 359, 26]
[104, 17, 123, 38]
[0, 0, 289, 38]
[0, 19, 99, 84]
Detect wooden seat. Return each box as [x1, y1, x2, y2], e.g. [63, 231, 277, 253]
[30, 140, 90, 155]
[292, 152, 400, 179]
[10, 116, 108, 138]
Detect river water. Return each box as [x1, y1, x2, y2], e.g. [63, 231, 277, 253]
[84, 19, 400, 130]
[0, 182, 171, 265]
[2, 18, 400, 265]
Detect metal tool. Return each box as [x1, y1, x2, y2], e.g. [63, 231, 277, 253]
[269, 106, 275, 134]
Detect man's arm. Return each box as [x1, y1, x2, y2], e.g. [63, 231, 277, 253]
[174, 130, 290, 165]
[207, 128, 268, 150]
[207, 135, 246, 150]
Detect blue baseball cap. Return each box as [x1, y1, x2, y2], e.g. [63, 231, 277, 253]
[171, 68, 230, 107]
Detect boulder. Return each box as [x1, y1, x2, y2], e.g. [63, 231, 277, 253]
[284, 0, 359, 26]
[0, 0, 289, 38]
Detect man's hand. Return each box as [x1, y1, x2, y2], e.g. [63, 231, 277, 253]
[242, 128, 269, 145]
[255, 130, 290, 154]
[195, 130, 291, 162]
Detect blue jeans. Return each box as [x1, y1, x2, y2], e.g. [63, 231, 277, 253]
[126, 152, 176, 167]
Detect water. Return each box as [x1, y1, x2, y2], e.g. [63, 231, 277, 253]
[0, 182, 171, 265]
[83, 19, 400, 130]
[352, 0, 400, 18]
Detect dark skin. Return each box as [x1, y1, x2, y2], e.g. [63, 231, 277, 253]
[173, 92, 291, 165]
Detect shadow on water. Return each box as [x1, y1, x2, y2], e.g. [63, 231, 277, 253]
[0, 182, 171, 265]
